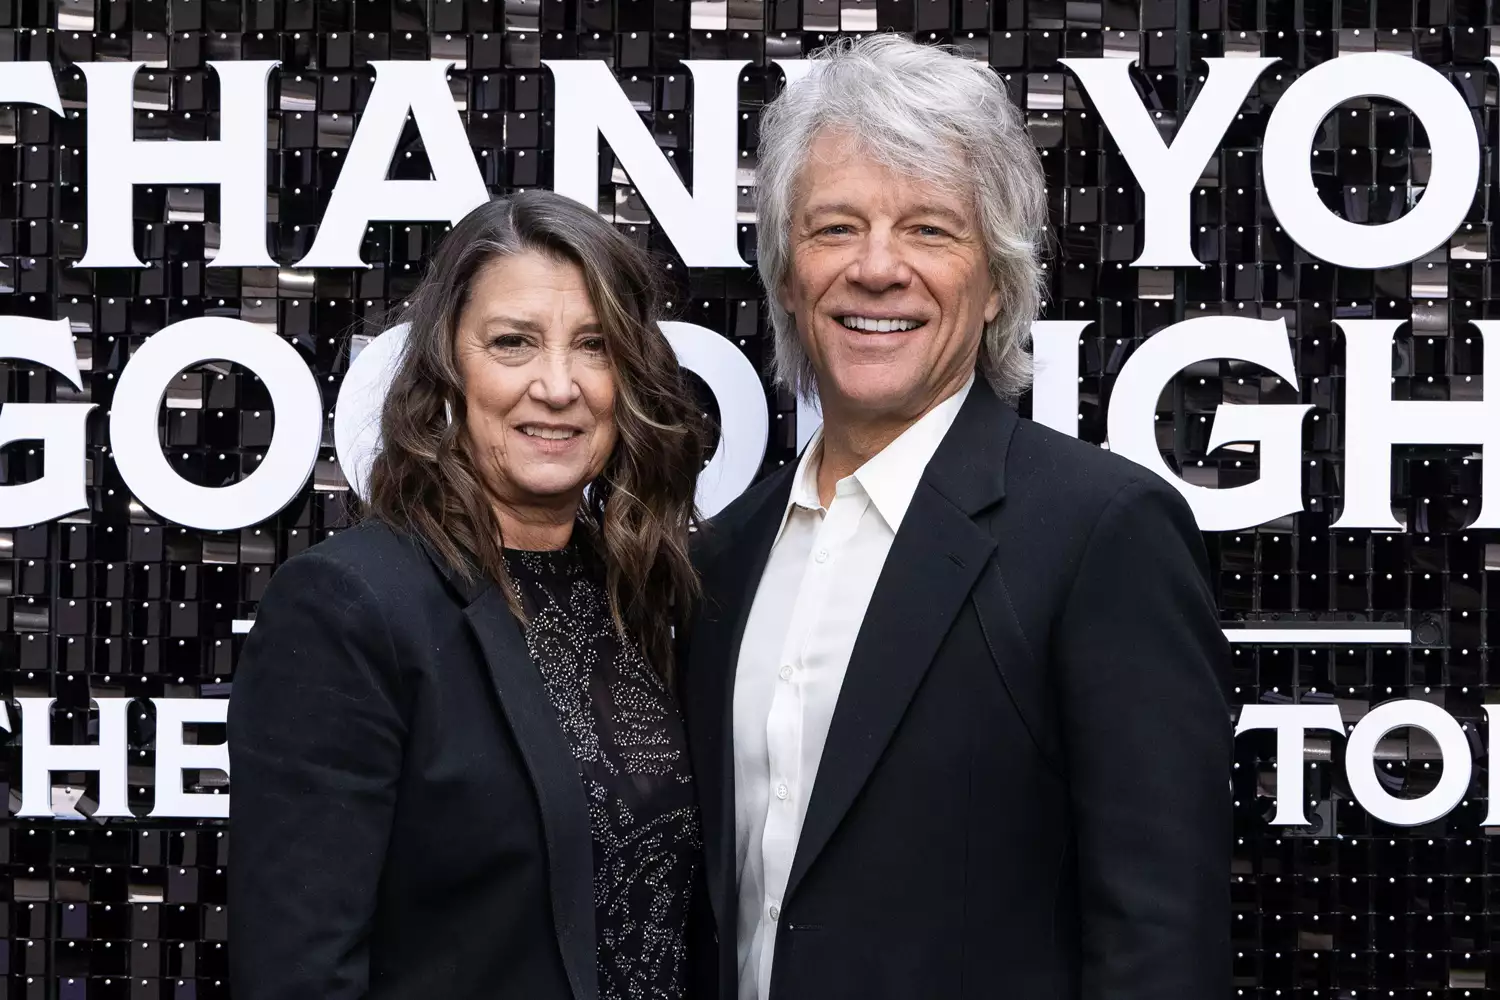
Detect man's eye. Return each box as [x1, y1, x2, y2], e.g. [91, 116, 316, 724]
[916, 225, 949, 237]
[820, 224, 852, 236]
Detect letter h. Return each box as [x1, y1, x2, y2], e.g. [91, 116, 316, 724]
[1334, 320, 1500, 529]
[76, 61, 279, 269]
[15, 698, 132, 818]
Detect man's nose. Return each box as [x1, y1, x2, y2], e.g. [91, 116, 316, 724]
[847, 229, 911, 291]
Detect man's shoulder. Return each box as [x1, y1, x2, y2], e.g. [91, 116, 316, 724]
[1003, 416, 1183, 517]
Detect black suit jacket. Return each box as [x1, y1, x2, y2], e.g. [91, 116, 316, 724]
[227, 521, 598, 1000]
[683, 385, 1232, 1000]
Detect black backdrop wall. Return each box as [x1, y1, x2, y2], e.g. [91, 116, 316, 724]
[0, 0, 1497, 996]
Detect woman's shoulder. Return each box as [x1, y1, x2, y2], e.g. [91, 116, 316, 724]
[277, 519, 448, 604]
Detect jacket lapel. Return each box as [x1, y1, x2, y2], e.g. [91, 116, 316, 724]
[783, 387, 1020, 903]
[686, 469, 796, 946]
[419, 542, 598, 1000]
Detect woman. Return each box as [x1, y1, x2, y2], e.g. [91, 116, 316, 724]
[227, 191, 707, 1000]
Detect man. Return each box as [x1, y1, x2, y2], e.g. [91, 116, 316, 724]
[682, 32, 1232, 1000]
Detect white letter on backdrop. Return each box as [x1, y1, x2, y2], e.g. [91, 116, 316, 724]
[1062, 57, 1277, 267]
[1030, 320, 1093, 437]
[296, 60, 488, 268]
[1235, 703, 1345, 826]
[1344, 699, 1471, 826]
[16, 697, 132, 819]
[546, 60, 748, 268]
[149, 698, 230, 819]
[1482, 705, 1500, 826]
[1106, 316, 1311, 531]
[77, 61, 278, 269]
[109, 317, 322, 530]
[771, 58, 814, 87]
[332, 322, 407, 501]
[0, 318, 97, 527]
[659, 321, 768, 516]
[1332, 319, 1500, 529]
[1262, 53, 1478, 268]
[0, 59, 62, 116]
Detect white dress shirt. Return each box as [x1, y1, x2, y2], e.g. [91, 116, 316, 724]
[731, 375, 974, 1000]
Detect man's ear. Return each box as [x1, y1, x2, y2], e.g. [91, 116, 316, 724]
[777, 281, 795, 317]
[983, 281, 1002, 325]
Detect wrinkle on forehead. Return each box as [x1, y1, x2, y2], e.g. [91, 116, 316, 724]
[792, 126, 978, 223]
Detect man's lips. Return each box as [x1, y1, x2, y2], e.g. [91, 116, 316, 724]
[835, 314, 928, 333]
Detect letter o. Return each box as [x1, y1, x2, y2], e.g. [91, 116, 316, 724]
[659, 321, 768, 518]
[333, 323, 408, 501]
[109, 317, 322, 531]
[1263, 52, 1478, 269]
[1343, 699, 1471, 827]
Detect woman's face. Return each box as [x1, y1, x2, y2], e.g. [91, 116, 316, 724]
[454, 250, 618, 514]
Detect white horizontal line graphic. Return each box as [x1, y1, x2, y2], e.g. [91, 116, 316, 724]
[1222, 627, 1412, 644]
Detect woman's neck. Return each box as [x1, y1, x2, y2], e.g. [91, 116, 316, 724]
[492, 497, 580, 551]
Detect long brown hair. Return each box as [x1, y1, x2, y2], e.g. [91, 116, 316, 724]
[366, 192, 705, 677]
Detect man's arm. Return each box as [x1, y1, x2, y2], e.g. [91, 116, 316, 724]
[1053, 476, 1233, 1000]
[227, 550, 407, 1000]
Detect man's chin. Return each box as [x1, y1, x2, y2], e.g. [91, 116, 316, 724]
[821, 375, 923, 418]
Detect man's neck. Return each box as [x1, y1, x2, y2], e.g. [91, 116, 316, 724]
[813, 381, 967, 507]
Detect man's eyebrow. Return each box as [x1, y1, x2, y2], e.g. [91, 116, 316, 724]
[905, 203, 971, 227]
[800, 201, 863, 219]
[799, 201, 971, 227]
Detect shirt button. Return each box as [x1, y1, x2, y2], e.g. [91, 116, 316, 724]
[778, 665, 793, 681]
[769, 905, 781, 921]
[814, 548, 829, 563]
[775, 783, 789, 800]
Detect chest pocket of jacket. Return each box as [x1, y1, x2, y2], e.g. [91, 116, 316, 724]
[970, 561, 1065, 779]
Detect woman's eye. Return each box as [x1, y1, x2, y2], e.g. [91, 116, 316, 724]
[491, 334, 529, 350]
[580, 337, 607, 354]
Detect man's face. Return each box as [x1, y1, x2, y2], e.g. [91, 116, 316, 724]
[780, 130, 1000, 426]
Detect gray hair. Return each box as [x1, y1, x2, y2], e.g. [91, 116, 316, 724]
[755, 33, 1049, 401]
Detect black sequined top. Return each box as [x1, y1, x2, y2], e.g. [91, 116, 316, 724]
[503, 534, 701, 1000]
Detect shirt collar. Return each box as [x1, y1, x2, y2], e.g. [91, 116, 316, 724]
[778, 372, 975, 534]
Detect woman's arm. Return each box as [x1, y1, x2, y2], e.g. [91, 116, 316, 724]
[227, 548, 408, 1000]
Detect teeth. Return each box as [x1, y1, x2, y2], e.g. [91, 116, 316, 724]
[840, 316, 921, 333]
[521, 426, 578, 440]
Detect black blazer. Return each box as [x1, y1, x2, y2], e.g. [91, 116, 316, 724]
[683, 385, 1232, 1000]
[227, 522, 598, 1000]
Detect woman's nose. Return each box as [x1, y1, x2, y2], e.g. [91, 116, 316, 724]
[529, 349, 581, 406]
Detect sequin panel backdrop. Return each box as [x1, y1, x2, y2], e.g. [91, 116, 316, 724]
[0, 1, 1497, 997]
